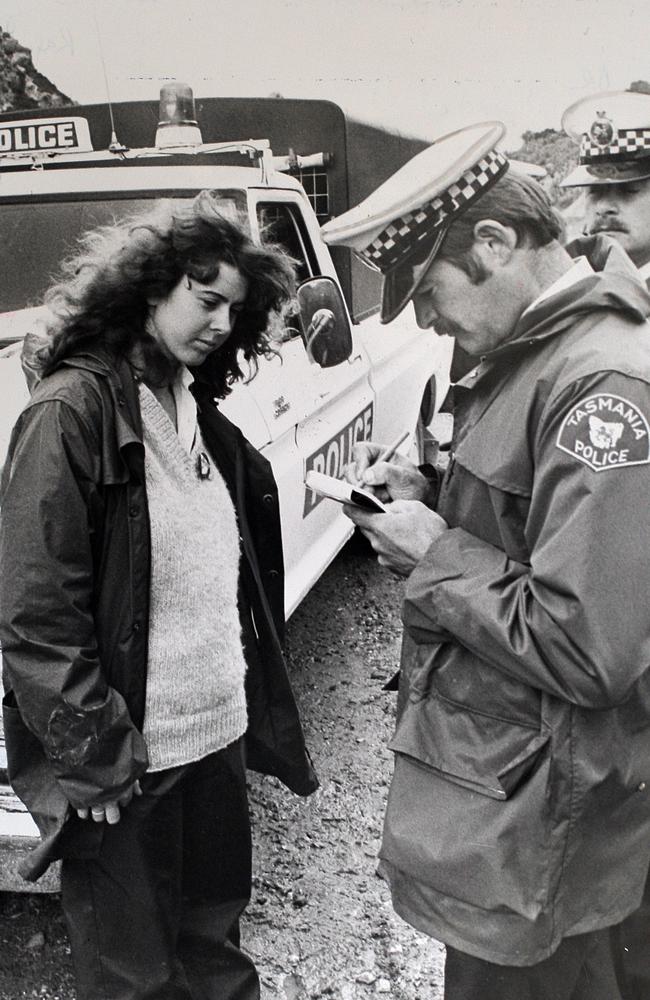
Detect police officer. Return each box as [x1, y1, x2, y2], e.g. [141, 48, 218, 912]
[562, 90, 650, 278]
[321, 121, 650, 999]
[561, 89, 650, 1000]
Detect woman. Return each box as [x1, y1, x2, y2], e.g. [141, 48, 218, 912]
[0, 191, 318, 1000]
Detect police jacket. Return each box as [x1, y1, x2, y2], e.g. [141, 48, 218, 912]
[379, 237, 650, 965]
[0, 347, 318, 881]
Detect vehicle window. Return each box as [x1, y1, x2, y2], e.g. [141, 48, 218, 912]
[256, 202, 316, 284]
[1, 191, 246, 313]
[296, 166, 330, 224]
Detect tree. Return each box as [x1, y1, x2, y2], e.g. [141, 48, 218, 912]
[506, 128, 579, 207]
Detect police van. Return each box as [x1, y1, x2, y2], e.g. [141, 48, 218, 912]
[0, 85, 453, 889]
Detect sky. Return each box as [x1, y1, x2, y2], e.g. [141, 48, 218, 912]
[3, 0, 650, 148]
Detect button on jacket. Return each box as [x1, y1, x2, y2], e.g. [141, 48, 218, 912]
[379, 236, 650, 965]
[0, 347, 318, 882]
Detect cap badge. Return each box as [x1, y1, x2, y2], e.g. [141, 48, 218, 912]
[589, 111, 615, 148]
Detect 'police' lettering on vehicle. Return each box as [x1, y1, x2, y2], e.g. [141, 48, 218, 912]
[0, 118, 93, 155]
[303, 405, 373, 516]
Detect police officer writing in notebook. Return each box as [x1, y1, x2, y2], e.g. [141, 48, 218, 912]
[322, 122, 650, 998]
[560, 89, 650, 1000]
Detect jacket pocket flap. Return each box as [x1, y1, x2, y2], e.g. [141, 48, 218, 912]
[388, 694, 549, 800]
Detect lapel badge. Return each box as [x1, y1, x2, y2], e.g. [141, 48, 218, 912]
[196, 451, 212, 480]
[590, 110, 615, 148]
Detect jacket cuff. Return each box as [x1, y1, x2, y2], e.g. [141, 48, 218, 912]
[44, 695, 148, 808]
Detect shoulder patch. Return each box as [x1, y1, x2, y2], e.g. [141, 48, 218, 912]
[556, 393, 650, 472]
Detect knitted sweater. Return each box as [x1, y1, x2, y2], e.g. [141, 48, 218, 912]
[138, 382, 248, 771]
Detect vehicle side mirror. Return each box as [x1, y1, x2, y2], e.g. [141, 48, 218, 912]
[296, 276, 352, 368]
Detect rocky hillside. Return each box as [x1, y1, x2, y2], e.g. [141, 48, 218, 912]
[0, 26, 72, 113]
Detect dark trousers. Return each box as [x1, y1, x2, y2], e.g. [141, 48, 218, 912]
[612, 866, 650, 1000]
[61, 739, 260, 1000]
[444, 927, 622, 1000]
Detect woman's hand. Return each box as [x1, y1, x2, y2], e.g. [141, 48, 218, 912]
[76, 779, 143, 825]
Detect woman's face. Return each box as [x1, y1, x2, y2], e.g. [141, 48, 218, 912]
[147, 262, 249, 367]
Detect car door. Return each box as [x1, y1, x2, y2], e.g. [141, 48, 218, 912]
[247, 193, 374, 614]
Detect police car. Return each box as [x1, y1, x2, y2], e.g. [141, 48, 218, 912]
[0, 86, 453, 889]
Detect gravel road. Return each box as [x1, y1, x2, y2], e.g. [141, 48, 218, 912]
[0, 534, 445, 999]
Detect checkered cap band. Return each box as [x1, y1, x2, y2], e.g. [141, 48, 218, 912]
[580, 127, 650, 161]
[359, 149, 508, 272]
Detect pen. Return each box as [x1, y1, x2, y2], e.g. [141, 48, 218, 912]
[376, 429, 410, 463]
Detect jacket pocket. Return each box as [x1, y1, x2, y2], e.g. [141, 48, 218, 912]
[382, 692, 553, 919]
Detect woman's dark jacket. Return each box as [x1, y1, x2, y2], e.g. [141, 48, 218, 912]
[0, 347, 318, 881]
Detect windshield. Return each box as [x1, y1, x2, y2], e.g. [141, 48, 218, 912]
[1, 192, 247, 313]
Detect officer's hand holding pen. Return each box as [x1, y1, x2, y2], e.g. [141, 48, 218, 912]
[344, 431, 432, 503]
[342, 430, 448, 575]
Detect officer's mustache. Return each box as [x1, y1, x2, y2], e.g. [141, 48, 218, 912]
[589, 221, 628, 234]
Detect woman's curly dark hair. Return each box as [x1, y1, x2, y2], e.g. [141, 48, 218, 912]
[40, 190, 297, 397]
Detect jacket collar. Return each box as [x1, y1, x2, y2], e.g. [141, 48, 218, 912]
[59, 346, 143, 454]
[457, 234, 650, 388]
[511, 234, 650, 345]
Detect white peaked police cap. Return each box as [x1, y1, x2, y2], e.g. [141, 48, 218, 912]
[561, 90, 650, 187]
[320, 121, 508, 323]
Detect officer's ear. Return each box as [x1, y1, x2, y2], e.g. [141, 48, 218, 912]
[471, 220, 517, 270]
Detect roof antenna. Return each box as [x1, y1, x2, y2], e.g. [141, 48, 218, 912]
[91, 4, 127, 153]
